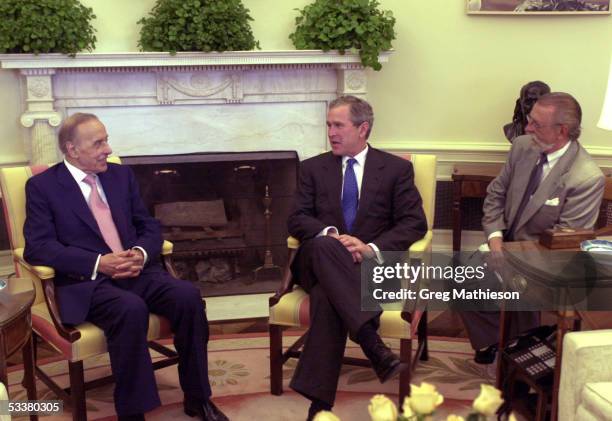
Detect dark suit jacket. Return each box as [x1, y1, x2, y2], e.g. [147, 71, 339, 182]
[23, 162, 162, 325]
[288, 146, 427, 271]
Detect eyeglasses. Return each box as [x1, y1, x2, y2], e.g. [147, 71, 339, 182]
[526, 115, 561, 130]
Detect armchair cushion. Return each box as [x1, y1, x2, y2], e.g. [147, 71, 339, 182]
[577, 382, 612, 421]
[268, 286, 414, 339]
[31, 299, 173, 362]
[559, 329, 612, 421]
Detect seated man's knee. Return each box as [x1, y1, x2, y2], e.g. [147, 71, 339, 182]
[116, 294, 149, 328]
[173, 279, 205, 310]
[309, 235, 346, 256]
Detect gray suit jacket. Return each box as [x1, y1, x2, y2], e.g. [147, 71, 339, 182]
[482, 135, 604, 241]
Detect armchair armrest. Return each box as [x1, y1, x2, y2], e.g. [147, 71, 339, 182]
[162, 240, 173, 255]
[160, 240, 178, 278]
[13, 248, 81, 343]
[270, 236, 300, 306]
[408, 230, 433, 259]
[13, 248, 55, 279]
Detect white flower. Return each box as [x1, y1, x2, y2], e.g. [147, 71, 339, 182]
[409, 382, 444, 414]
[313, 410, 340, 421]
[401, 396, 416, 418]
[472, 384, 505, 416]
[368, 394, 398, 421]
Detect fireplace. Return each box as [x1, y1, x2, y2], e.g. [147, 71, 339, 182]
[122, 151, 298, 297]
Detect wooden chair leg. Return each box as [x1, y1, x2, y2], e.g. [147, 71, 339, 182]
[269, 323, 284, 396]
[21, 333, 37, 394]
[418, 311, 428, 361]
[68, 361, 87, 421]
[398, 338, 412, 406]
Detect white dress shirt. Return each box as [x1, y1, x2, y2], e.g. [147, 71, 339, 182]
[317, 146, 383, 262]
[64, 159, 148, 279]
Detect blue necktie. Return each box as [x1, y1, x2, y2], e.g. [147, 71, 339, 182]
[342, 158, 359, 232]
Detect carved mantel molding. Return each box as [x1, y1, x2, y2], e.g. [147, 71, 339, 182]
[0, 50, 392, 164]
[0, 50, 391, 70]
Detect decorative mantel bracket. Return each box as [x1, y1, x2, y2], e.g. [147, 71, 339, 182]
[0, 50, 392, 164]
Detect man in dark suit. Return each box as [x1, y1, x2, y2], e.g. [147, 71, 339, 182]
[23, 113, 228, 421]
[287, 96, 427, 420]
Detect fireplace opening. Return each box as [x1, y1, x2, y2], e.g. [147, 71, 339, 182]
[122, 151, 298, 297]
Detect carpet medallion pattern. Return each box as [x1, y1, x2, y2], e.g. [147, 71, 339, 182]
[6, 334, 493, 420]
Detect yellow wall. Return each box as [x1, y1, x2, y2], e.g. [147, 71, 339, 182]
[1, 0, 611, 164]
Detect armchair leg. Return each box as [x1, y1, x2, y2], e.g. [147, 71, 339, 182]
[269, 324, 284, 396]
[418, 311, 429, 361]
[398, 338, 412, 406]
[68, 361, 87, 421]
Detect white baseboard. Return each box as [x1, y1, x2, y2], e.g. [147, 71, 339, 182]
[432, 229, 485, 252]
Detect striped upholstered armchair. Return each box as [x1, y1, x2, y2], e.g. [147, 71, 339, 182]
[0, 157, 179, 421]
[268, 153, 437, 404]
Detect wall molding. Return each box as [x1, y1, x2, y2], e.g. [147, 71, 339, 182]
[376, 139, 612, 180]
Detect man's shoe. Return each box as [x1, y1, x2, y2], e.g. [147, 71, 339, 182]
[367, 342, 409, 383]
[474, 344, 497, 364]
[306, 399, 332, 421]
[184, 396, 229, 421]
[118, 415, 145, 421]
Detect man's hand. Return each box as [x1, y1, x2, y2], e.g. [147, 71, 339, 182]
[337, 234, 375, 263]
[486, 236, 505, 272]
[98, 249, 144, 279]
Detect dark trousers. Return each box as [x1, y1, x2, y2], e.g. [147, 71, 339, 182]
[456, 251, 540, 350]
[85, 268, 211, 416]
[289, 236, 380, 406]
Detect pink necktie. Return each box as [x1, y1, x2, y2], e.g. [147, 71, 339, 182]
[83, 174, 124, 253]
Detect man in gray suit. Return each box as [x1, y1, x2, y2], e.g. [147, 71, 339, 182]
[462, 92, 605, 363]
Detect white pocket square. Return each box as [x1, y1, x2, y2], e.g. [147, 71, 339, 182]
[545, 197, 560, 206]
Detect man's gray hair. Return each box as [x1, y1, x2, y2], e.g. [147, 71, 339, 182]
[329, 95, 374, 139]
[537, 92, 582, 141]
[58, 112, 100, 153]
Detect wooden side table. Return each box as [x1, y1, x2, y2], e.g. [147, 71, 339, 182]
[0, 277, 37, 420]
[499, 241, 587, 421]
[451, 163, 503, 251]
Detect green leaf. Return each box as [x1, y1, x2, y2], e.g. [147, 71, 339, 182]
[0, 0, 96, 55]
[138, 0, 259, 52]
[289, 0, 395, 70]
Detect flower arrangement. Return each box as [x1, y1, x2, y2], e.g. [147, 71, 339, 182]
[313, 383, 514, 421]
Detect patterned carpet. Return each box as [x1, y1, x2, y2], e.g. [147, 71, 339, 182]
[6, 333, 495, 420]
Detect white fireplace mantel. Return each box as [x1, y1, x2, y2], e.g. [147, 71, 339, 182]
[0, 50, 391, 70]
[0, 50, 392, 164]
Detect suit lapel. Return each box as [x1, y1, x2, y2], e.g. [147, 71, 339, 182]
[515, 141, 578, 232]
[507, 149, 539, 225]
[322, 153, 346, 230]
[353, 147, 384, 231]
[57, 163, 104, 239]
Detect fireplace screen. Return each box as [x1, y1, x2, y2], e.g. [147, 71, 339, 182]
[122, 152, 298, 297]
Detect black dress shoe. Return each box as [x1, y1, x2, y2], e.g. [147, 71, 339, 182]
[184, 397, 229, 421]
[366, 342, 409, 383]
[474, 344, 497, 364]
[306, 399, 332, 421]
[118, 414, 145, 421]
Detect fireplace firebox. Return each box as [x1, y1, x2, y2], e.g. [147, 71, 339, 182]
[122, 151, 298, 297]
